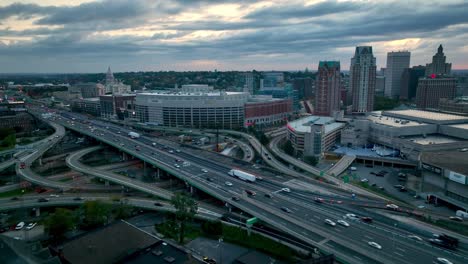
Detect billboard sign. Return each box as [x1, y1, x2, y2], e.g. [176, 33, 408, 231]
[449, 171, 466, 185]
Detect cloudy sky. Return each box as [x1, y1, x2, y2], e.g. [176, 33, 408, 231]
[0, 0, 467, 73]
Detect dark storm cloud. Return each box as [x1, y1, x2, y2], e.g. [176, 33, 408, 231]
[0, 0, 467, 72]
[0, 3, 56, 20]
[245, 0, 363, 19]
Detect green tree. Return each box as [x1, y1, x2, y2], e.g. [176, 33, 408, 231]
[113, 201, 132, 219]
[80, 200, 112, 229]
[258, 132, 270, 145]
[170, 192, 198, 244]
[283, 140, 294, 156]
[45, 208, 76, 242]
[0, 128, 15, 140]
[303, 156, 318, 166]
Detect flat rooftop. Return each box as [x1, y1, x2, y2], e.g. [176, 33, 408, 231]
[138, 91, 245, 97]
[367, 112, 427, 127]
[288, 115, 345, 134]
[421, 150, 468, 176]
[383, 109, 468, 124]
[404, 134, 459, 145]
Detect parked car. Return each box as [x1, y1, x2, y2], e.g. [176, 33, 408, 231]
[15, 222, 25, 230]
[26, 223, 37, 230]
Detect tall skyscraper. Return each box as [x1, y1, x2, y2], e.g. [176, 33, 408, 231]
[314, 61, 341, 116]
[400, 65, 426, 101]
[244, 72, 254, 94]
[384, 51, 410, 98]
[425, 45, 451, 76]
[350, 46, 376, 113]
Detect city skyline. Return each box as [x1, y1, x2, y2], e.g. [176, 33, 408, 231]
[0, 0, 468, 73]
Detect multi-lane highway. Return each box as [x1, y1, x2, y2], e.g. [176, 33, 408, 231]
[38, 110, 467, 264]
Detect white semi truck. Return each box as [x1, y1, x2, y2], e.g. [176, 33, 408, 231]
[228, 169, 256, 182]
[128, 132, 140, 139]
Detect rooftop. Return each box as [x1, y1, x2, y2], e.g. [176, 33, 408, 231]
[58, 220, 159, 264]
[404, 134, 460, 145]
[367, 112, 427, 127]
[122, 240, 199, 264]
[287, 115, 345, 134]
[383, 109, 468, 124]
[421, 150, 468, 176]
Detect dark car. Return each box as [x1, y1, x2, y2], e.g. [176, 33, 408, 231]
[231, 197, 240, 201]
[399, 187, 408, 192]
[265, 193, 273, 198]
[73, 197, 83, 201]
[245, 190, 256, 196]
[37, 198, 49, 202]
[206, 177, 214, 182]
[154, 202, 163, 207]
[360, 217, 373, 223]
[394, 184, 404, 189]
[281, 207, 292, 213]
[314, 197, 324, 203]
[10, 197, 19, 201]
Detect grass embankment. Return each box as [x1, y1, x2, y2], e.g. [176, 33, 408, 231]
[0, 189, 32, 198]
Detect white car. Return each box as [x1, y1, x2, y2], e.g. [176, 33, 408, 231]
[436, 258, 453, 264]
[49, 194, 60, 198]
[344, 213, 359, 220]
[15, 222, 25, 230]
[201, 169, 208, 173]
[337, 220, 350, 227]
[368, 241, 382, 249]
[324, 219, 336, 226]
[281, 188, 291, 193]
[225, 181, 233, 186]
[26, 223, 37, 230]
[361, 178, 369, 183]
[407, 235, 423, 241]
[386, 204, 399, 210]
[174, 164, 180, 168]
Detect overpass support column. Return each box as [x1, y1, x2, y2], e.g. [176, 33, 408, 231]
[122, 152, 128, 161]
[38, 157, 43, 166]
[143, 161, 147, 177]
[156, 168, 160, 179]
[35, 208, 40, 217]
[105, 180, 110, 186]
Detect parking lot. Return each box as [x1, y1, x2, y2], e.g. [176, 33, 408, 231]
[349, 164, 455, 216]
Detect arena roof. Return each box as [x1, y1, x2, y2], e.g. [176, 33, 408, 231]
[383, 109, 468, 125]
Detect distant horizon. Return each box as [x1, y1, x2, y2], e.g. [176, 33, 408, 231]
[2, 68, 468, 76]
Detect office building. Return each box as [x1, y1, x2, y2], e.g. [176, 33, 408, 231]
[261, 71, 284, 90]
[243, 72, 254, 94]
[71, 98, 101, 116]
[100, 94, 136, 120]
[287, 115, 345, 157]
[400, 65, 426, 101]
[71, 83, 105, 98]
[425, 45, 451, 76]
[416, 77, 456, 109]
[350, 46, 376, 113]
[384, 51, 410, 98]
[293, 78, 314, 99]
[315, 61, 341, 116]
[375, 76, 385, 96]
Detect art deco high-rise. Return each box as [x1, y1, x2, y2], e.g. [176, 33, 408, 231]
[350, 46, 376, 113]
[384, 51, 410, 98]
[425, 44, 451, 76]
[314, 61, 341, 116]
